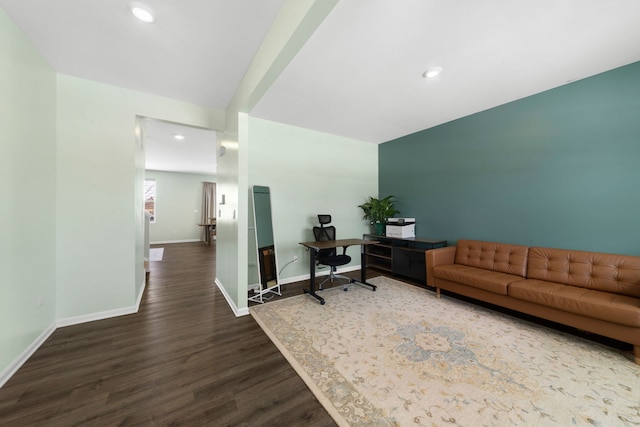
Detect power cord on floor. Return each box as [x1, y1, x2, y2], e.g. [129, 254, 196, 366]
[278, 257, 327, 276]
[278, 260, 293, 276]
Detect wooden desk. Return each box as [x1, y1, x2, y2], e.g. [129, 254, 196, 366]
[299, 238, 379, 305]
[198, 222, 216, 246]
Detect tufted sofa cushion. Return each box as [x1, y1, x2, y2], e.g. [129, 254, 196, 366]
[454, 240, 529, 278]
[509, 279, 640, 327]
[528, 247, 640, 298]
[432, 264, 526, 295]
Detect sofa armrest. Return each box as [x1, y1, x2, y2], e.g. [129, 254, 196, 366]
[426, 246, 456, 286]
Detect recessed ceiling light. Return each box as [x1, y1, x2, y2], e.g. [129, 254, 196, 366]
[173, 134, 185, 141]
[423, 67, 443, 79]
[131, 2, 155, 23]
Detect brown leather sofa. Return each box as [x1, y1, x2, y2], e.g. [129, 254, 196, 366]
[426, 239, 640, 364]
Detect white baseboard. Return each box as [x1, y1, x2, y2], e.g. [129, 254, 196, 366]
[136, 278, 147, 313]
[150, 239, 200, 245]
[135, 278, 147, 311]
[57, 279, 147, 327]
[339, 265, 361, 274]
[278, 273, 308, 285]
[278, 265, 360, 285]
[215, 278, 250, 317]
[0, 321, 56, 389]
[1, 277, 150, 390]
[57, 305, 137, 328]
[1, 265, 363, 389]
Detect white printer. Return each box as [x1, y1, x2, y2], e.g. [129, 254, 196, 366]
[386, 218, 415, 238]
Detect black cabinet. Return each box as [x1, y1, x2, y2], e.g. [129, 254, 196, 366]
[363, 234, 447, 283]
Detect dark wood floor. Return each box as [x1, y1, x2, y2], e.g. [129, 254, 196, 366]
[0, 242, 342, 426]
[2, 243, 629, 426]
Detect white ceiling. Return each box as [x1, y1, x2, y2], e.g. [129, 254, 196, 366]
[142, 119, 217, 175]
[0, 0, 284, 109]
[253, 0, 640, 143]
[0, 0, 285, 175]
[2, 0, 640, 171]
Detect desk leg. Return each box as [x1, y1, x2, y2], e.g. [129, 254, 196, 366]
[303, 248, 325, 305]
[208, 225, 216, 246]
[202, 225, 212, 246]
[352, 244, 377, 291]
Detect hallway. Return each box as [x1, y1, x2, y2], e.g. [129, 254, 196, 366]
[0, 242, 335, 426]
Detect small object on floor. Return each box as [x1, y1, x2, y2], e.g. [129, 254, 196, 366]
[149, 247, 164, 261]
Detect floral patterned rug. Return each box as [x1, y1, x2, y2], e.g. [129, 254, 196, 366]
[250, 277, 640, 426]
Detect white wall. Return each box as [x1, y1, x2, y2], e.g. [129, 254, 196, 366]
[248, 117, 378, 283]
[0, 8, 57, 379]
[145, 171, 216, 244]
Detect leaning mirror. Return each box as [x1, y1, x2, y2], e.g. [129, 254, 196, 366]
[248, 185, 281, 303]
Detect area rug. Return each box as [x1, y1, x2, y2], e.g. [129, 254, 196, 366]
[250, 277, 640, 426]
[149, 247, 164, 261]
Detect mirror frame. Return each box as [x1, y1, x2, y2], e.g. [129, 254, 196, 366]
[248, 185, 281, 303]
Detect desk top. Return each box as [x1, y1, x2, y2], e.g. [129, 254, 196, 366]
[363, 234, 446, 245]
[299, 238, 378, 250]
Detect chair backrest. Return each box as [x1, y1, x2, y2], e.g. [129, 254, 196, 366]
[317, 214, 331, 225]
[313, 215, 336, 258]
[313, 224, 336, 242]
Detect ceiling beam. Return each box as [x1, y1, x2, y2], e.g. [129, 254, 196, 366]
[227, 0, 338, 115]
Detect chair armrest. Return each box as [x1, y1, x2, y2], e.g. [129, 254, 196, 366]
[426, 246, 456, 286]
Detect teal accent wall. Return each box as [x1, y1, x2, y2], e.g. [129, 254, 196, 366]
[379, 61, 640, 255]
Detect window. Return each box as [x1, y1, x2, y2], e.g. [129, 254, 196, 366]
[144, 179, 156, 223]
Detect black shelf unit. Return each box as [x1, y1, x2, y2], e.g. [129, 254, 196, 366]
[363, 234, 447, 283]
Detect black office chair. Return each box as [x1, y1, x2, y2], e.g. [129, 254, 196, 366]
[313, 214, 352, 291]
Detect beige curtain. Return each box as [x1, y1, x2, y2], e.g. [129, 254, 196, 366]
[201, 182, 216, 241]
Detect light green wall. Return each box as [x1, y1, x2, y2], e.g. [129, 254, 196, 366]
[134, 118, 146, 298]
[216, 116, 243, 310]
[248, 117, 378, 282]
[145, 171, 216, 244]
[0, 6, 223, 376]
[1, 0, 344, 380]
[56, 75, 220, 320]
[219, 0, 338, 313]
[0, 9, 57, 375]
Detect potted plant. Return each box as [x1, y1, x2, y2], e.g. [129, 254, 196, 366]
[358, 195, 400, 235]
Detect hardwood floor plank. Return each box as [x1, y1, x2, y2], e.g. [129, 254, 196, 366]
[0, 242, 336, 426]
[2, 241, 631, 426]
